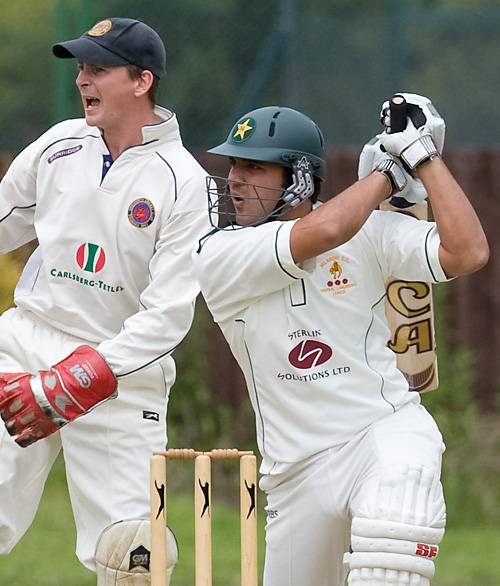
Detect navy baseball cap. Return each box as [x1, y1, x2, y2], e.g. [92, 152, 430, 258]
[52, 17, 166, 78]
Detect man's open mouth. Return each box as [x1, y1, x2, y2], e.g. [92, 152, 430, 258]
[84, 97, 100, 109]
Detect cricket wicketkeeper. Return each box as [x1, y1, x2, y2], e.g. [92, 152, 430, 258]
[0, 17, 211, 585]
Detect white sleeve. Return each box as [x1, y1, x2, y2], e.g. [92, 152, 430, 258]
[0, 141, 40, 253]
[194, 220, 314, 322]
[97, 175, 211, 377]
[364, 210, 448, 283]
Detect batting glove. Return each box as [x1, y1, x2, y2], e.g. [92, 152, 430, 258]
[378, 93, 445, 171]
[358, 136, 427, 204]
[0, 346, 117, 447]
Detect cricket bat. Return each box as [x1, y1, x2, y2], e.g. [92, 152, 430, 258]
[380, 95, 438, 393]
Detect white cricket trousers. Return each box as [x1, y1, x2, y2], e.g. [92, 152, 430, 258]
[0, 307, 173, 571]
[260, 401, 446, 586]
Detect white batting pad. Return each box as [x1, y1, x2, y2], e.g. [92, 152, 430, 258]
[95, 519, 178, 585]
[347, 465, 445, 585]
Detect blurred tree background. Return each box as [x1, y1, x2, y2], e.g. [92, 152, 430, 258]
[2, 0, 500, 151]
[0, 0, 499, 584]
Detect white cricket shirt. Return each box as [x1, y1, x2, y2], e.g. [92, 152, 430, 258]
[194, 211, 448, 473]
[0, 107, 210, 376]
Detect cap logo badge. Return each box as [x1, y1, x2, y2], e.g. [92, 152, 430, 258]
[232, 118, 255, 142]
[87, 19, 113, 37]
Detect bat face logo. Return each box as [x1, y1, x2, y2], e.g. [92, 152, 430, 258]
[384, 276, 437, 393]
[288, 340, 333, 369]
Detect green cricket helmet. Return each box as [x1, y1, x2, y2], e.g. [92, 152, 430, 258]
[205, 106, 326, 230]
[208, 106, 326, 181]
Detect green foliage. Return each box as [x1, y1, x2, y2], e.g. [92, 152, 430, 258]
[434, 527, 500, 586]
[0, 0, 56, 151]
[2, 1, 500, 153]
[307, 0, 500, 11]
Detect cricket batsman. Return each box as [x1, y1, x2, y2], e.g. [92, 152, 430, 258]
[193, 97, 488, 585]
[0, 17, 211, 585]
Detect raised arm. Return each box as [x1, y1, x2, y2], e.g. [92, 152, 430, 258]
[290, 171, 391, 263]
[417, 157, 489, 277]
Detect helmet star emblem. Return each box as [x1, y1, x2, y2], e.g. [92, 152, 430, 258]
[233, 118, 254, 141]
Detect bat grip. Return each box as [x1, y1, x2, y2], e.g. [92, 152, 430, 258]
[389, 95, 407, 133]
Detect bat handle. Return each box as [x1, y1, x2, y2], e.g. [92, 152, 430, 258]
[388, 94, 407, 133]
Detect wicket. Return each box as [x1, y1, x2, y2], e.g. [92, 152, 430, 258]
[150, 448, 258, 586]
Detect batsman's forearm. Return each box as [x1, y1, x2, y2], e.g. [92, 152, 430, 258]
[291, 172, 391, 263]
[417, 157, 489, 277]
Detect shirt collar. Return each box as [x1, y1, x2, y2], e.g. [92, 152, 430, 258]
[140, 105, 181, 145]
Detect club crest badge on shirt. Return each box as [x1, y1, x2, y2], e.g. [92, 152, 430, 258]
[128, 198, 156, 228]
[319, 254, 357, 295]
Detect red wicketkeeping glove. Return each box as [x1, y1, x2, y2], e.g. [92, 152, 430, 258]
[0, 345, 117, 447]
